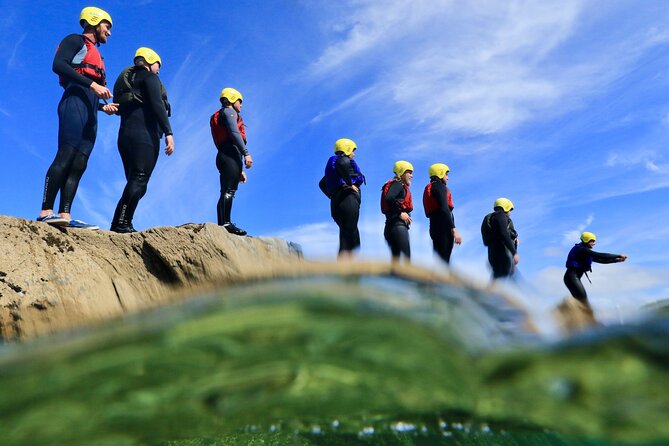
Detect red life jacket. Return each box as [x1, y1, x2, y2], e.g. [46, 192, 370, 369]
[58, 36, 106, 87]
[381, 180, 413, 214]
[423, 181, 454, 217]
[210, 108, 247, 149]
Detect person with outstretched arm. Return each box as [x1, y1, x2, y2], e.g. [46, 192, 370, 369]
[564, 231, 628, 307]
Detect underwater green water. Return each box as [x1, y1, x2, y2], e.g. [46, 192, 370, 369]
[0, 276, 667, 445]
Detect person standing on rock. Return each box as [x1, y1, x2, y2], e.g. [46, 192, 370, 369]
[210, 88, 253, 236]
[422, 163, 462, 264]
[564, 232, 627, 307]
[481, 198, 519, 279]
[381, 161, 414, 263]
[318, 138, 365, 259]
[37, 7, 118, 230]
[110, 47, 174, 233]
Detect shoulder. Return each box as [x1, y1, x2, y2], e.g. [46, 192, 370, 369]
[222, 107, 238, 118]
[335, 155, 350, 166]
[59, 34, 85, 48]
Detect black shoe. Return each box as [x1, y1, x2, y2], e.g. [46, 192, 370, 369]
[222, 223, 247, 236]
[110, 225, 138, 234]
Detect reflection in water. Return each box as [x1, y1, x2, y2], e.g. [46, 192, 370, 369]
[0, 276, 667, 445]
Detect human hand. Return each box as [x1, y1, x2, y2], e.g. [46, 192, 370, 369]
[453, 228, 462, 245]
[400, 212, 412, 225]
[240, 171, 247, 183]
[619, 254, 628, 262]
[513, 253, 520, 265]
[90, 82, 112, 99]
[165, 135, 174, 156]
[101, 103, 118, 115]
[351, 185, 360, 193]
[244, 154, 253, 169]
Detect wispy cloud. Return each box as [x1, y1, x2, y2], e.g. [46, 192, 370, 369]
[561, 214, 594, 245]
[307, 0, 669, 138]
[7, 32, 26, 70]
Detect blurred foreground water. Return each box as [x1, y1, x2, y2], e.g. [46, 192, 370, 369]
[0, 275, 667, 445]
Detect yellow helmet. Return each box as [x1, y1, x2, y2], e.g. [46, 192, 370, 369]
[220, 87, 243, 104]
[581, 231, 597, 243]
[80, 7, 112, 28]
[428, 163, 450, 179]
[493, 197, 514, 212]
[134, 47, 162, 66]
[393, 160, 414, 178]
[334, 138, 357, 156]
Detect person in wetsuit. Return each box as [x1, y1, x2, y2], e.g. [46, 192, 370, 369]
[481, 197, 519, 279]
[110, 47, 174, 233]
[38, 7, 118, 230]
[319, 138, 365, 259]
[382, 161, 414, 263]
[564, 232, 627, 306]
[423, 163, 462, 264]
[210, 88, 253, 236]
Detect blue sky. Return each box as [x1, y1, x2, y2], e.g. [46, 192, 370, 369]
[1, 1, 668, 318]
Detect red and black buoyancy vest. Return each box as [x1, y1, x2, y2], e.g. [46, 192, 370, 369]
[210, 108, 246, 149]
[58, 35, 106, 87]
[381, 180, 413, 215]
[423, 181, 454, 217]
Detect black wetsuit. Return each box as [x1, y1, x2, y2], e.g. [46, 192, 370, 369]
[111, 68, 172, 231]
[426, 179, 456, 264]
[330, 156, 362, 252]
[383, 181, 411, 260]
[215, 107, 249, 226]
[42, 34, 103, 214]
[483, 210, 517, 278]
[564, 243, 622, 302]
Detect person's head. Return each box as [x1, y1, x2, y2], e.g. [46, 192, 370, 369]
[334, 138, 357, 158]
[393, 160, 414, 186]
[581, 231, 596, 247]
[80, 7, 112, 45]
[220, 88, 243, 113]
[428, 163, 450, 183]
[493, 197, 514, 214]
[134, 47, 161, 74]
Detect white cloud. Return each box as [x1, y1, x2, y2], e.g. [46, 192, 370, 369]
[561, 214, 594, 245]
[308, 0, 669, 138]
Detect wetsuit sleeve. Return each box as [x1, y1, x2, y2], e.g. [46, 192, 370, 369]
[143, 74, 173, 136]
[52, 35, 94, 88]
[491, 211, 516, 254]
[591, 250, 623, 264]
[384, 181, 406, 218]
[334, 156, 354, 186]
[431, 182, 454, 229]
[222, 108, 249, 156]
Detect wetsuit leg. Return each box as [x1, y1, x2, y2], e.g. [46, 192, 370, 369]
[488, 243, 513, 278]
[42, 144, 78, 211]
[384, 222, 410, 260]
[430, 224, 453, 264]
[111, 141, 159, 229]
[216, 149, 242, 225]
[44, 85, 98, 214]
[331, 189, 361, 252]
[564, 269, 588, 302]
[58, 150, 90, 214]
